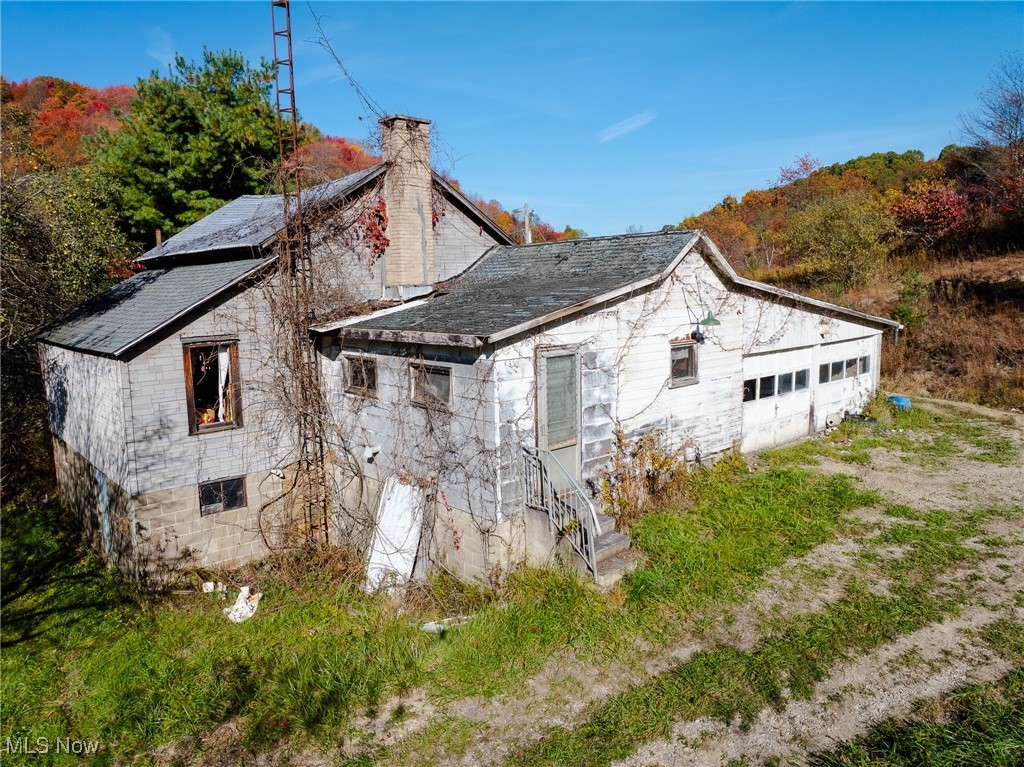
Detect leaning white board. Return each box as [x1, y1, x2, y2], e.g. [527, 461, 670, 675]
[365, 476, 424, 591]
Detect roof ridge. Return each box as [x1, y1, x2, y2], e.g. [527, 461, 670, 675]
[497, 228, 695, 248]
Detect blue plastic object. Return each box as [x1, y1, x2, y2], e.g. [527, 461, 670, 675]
[887, 395, 912, 410]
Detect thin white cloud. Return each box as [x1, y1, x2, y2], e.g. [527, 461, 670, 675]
[146, 28, 175, 69]
[598, 110, 657, 143]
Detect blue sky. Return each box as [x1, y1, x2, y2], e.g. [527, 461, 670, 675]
[2, 1, 1022, 235]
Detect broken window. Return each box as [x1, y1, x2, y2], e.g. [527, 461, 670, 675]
[411, 364, 452, 409]
[183, 342, 242, 435]
[670, 342, 698, 387]
[345, 355, 377, 396]
[199, 477, 246, 515]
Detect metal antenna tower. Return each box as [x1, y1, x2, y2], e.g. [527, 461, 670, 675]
[270, 0, 330, 543]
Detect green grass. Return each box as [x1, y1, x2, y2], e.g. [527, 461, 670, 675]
[763, 400, 1020, 472]
[5, 406, 1017, 767]
[625, 466, 877, 615]
[504, 501, 1009, 767]
[806, 618, 1024, 761]
[808, 669, 1024, 766]
[0, 460, 880, 765]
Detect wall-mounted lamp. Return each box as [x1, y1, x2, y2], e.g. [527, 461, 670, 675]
[699, 311, 721, 327]
[690, 311, 720, 344]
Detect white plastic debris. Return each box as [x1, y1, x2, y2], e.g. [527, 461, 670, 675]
[202, 581, 216, 593]
[224, 585, 261, 623]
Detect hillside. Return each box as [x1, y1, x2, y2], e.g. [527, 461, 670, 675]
[680, 144, 1024, 409]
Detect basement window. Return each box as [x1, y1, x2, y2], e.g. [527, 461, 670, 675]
[669, 342, 698, 387]
[345, 355, 377, 396]
[199, 477, 246, 516]
[184, 342, 242, 435]
[411, 364, 452, 409]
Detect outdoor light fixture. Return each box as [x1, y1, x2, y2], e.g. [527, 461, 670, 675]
[690, 311, 720, 344]
[699, 311, 721, 327]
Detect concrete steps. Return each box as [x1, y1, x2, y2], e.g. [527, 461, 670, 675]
[592, 513, 635, 587]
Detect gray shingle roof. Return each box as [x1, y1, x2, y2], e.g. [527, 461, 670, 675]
[339, 230, 699, 341]
[138, 165, 385, 263]
[39, 257, 273, 357]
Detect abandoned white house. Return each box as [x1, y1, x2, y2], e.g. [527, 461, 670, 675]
[316, 230, 900, 583]
[39, 114, 901, 583]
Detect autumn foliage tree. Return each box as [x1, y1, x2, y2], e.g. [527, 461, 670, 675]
[294, 134, 377, 183]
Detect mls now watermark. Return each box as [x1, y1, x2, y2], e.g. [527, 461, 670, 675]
[5, 737, 101, 755]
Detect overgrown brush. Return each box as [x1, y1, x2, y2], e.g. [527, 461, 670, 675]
[599, 430, 689, 528]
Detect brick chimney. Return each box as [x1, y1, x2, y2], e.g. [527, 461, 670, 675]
[380, 115, 434, 289]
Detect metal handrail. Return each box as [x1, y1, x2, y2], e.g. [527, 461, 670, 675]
[523, 446, 599, 575]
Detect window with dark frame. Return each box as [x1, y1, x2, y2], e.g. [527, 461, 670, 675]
[411, 364, 452, 408]
[669, 342, 698, 386]
[199, 477, 246, 515]
[795, 369, 809, 391]
[183, 341, 242, 435]
[759, 375, 776, 398]
[743, 378, 757, 402]
[345, 355, 377, 396]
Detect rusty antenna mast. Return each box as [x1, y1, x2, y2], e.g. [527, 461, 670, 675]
[270, 0, 330, 543]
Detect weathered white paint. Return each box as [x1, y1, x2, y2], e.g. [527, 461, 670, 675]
[328, 239, 896, 581]
[738, 297, 885, 452]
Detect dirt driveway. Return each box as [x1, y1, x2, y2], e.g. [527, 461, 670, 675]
[358, 398, 1024, 767]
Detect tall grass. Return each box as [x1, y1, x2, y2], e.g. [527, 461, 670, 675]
[1, 455, 878, 763]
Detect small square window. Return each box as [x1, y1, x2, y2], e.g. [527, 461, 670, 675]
[670, 343, 698, 387]
[743, 378, 757, 402]
[184, 341, 242, 435]
[846, 358, 858, 378]
[412, 364, 452, 408]
[345, 355, 377, 396]
[778, 372, 793, 395]
[859, 356, 871, 375]
[819, 364, 830, 384]
[831, 361, 844, 382]
[199, 477, 246, 515]
[795, 369, 809, 391]
[759, 375, 776, 398]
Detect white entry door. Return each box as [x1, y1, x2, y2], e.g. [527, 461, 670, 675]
[537, 349, 581, 484]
